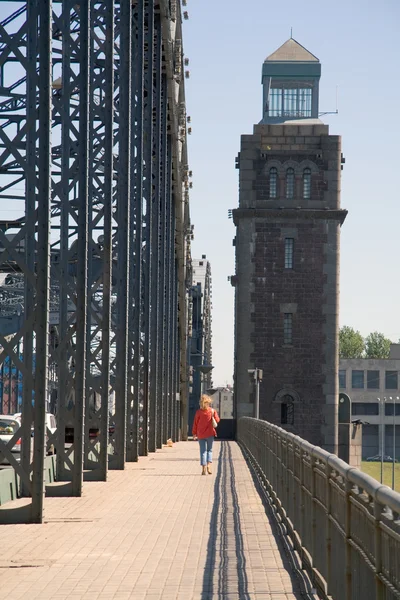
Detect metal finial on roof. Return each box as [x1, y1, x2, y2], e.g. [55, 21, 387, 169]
[290, 27, 293, 38]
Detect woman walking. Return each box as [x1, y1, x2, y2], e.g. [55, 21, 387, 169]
[192, 394, 220, 475]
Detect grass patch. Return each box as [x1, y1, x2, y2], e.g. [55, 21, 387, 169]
[360, 461, 400, 493]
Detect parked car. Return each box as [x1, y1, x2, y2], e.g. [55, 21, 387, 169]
[14, 412, 57, 454]
[0, 415, 21, 465]
[366, 454, 398, 462]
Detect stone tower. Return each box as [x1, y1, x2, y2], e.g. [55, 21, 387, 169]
[232, 38, 347, 452]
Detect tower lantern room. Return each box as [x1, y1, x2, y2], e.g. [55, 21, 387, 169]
[262, 38, 321, 123]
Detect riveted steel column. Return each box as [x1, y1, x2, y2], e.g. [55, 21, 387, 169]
[139, 0, 154, 457]
[170, 207, 177, 441]
[113, 0, 132, 469]
[80, 0, 115, 478]
[20, 0, 38, 498]
[148, 15, 162, 453]
[170, 252, 176, 442]
[174, 288, 180, 441]
[84, 22, 94, 469]
[165, 137, 173, 442]
[162, 137, 170, 444]
[97, 0, 114, 480]
[56, 0, 73, 483]
[127, 0, 144, 462]
[31, 0, 52, 521]
[72, 0, 90, 496]
[157, 74, 168, 448]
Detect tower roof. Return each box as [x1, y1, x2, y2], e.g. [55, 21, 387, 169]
[265, 38, 319, 63]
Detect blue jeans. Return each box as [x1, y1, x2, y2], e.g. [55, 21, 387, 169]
[199, 436, 214, 466]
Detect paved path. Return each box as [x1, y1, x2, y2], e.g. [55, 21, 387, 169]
[0, 441, 313, 600]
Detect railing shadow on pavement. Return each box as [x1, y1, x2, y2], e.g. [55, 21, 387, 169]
[201, 440, 251, 600]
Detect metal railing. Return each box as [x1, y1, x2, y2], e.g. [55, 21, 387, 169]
[237, 417, 400, 600]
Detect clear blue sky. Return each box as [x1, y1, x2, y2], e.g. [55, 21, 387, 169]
[183, 0, 400, 386]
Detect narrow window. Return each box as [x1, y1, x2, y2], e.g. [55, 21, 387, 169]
[367, 370, 380, 389]
[286, 168, 295, 199]
[385, 370, 398, 390]
[352, 370, 364, 389]
[283, 313, 292, 344]
[339, 369, 346, 389]
[284, 238, 294, 269]
[269, 167, 278, 198]
[281, 395, 294, 425]
[385, 403, 400, 416]
[303, 168, 311, 199]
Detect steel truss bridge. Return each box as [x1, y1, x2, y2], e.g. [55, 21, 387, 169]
[0, 0, 193, 522]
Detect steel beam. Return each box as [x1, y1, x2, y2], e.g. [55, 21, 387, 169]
[148, 14, 162, 453]
[31, 0, 53, 521]
[139, 0, 154, 456]
[112, 0, 132, 469]
[126, 0, 144, 463]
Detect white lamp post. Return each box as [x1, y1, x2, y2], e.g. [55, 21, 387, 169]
[377, 397, 386, 484]
[248, 368, 263, 419]
[389, 396, 399, 490]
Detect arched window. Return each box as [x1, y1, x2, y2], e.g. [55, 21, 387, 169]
[286, 168, 295, 199]
[281, 394, 294, 425]
[303, 168, 311, 199]
[269, 167, 277, 198]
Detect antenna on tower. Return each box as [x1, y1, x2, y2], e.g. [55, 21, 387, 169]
[319, 85, 339, 117]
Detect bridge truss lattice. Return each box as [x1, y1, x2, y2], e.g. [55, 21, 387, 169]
[0, 0, 192, 522]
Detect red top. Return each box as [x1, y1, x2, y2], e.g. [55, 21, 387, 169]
[192, 408, 220, 439]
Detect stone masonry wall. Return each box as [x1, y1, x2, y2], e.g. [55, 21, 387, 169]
[234, 122, 345, 452]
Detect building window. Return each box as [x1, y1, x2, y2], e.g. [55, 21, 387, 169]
[385, 402, 400, 416]
[303, 168, 311, 199]
[352, 402, 379, 416]
[281, 394, 294, 425]
[269, 167, 278, 198]
[339, 369, 346, 389]
[352, 370, 364, 389]
[367, 370, 380, 390]
[286, 168, 295, 199]
[284, 238, 294, 269]
[283, 313, 292, 344]
[385, 370, 398, 390]
[269, 87, 312, 118]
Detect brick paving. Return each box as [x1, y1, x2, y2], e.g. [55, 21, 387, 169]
[0, 441, 313, 600]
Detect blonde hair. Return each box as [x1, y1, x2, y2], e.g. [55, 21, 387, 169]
[199, 394, 213, 410]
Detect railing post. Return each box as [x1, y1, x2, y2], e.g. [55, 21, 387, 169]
[265, 423, 270, 481]
[310, 453, 316, 567]
[291, 438, 296, 523]
[299, 443, 305, 552]
[344, 478, 352, 600]
[374, 498, 384, 600]
[284, 435, 289, 511]
[325, 461, 332, 594]
[277, 429, 283, 501]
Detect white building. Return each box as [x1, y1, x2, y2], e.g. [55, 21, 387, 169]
[340, 344, 400, 459]
[208, 386, 234, 419]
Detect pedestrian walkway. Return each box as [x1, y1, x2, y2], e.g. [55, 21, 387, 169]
[0, 441, 315, 600]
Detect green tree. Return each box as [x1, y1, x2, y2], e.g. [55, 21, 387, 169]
[339, 326, 365, 358]
[364, 331, 392, 359]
